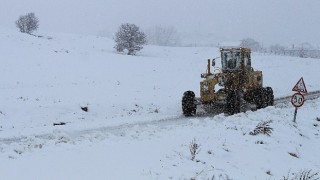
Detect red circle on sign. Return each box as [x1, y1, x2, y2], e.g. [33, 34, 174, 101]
[291, 92, 304, 108]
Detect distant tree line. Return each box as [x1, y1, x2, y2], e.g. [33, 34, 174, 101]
[14, 12, 319, 58]
[240, 38, 320, 59]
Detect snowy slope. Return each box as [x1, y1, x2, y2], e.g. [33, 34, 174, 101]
[0, 29, 320, 179]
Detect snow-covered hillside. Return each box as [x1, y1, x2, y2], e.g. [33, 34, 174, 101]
[0, 30, 320, 179]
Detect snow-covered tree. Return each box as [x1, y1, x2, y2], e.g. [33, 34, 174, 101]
[15, 12, 39, 34]
[114, 23, 146, 55]
[146, 25, 181, 46]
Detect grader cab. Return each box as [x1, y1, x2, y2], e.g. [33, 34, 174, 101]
[182, 47, 274, 116]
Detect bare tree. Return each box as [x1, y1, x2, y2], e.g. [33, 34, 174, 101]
[146, 25, 181, 46]
[15, 12, 39, 34]
[269, 44, 285, 55]
[114, 23, 146, 55]
[240, 38, 261, 52]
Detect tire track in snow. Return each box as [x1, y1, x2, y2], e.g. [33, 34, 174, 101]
[1, 90, 320, 147]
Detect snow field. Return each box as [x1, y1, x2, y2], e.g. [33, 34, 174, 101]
[0, 29, 320, 179]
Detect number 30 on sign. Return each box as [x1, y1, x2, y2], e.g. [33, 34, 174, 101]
[291, 92, 304, 108]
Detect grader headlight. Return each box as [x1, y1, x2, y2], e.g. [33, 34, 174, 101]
[254, 74, 263, 86]
[201, 81, 210, 94]
[218, 76, 225, 86]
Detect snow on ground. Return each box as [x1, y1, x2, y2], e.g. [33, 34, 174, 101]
[0, 29, 320, 179]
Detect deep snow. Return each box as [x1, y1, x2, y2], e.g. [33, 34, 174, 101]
[0, 29, 320, 179]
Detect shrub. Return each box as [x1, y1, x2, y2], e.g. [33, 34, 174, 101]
[189, 138, 200, 161]
[249, 120, 273, 136]
[282, 169, 319, 180]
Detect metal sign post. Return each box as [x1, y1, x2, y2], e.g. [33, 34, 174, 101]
[291, 77, 307, 123]
[291, 92, 304, 123]
[293, 108, 298, 123]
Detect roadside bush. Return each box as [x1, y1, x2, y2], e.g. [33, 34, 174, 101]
[249, 120, 273, 136]
[282, 169, 319, 180]
[189, 138, 200, 161]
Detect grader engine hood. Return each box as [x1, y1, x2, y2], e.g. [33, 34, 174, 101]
[224, 72, 245, 89]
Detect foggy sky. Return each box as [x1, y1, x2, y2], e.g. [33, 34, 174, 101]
[1, 0, 320, 46]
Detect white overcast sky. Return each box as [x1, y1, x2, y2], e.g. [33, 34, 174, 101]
[1, 0, 320, 46]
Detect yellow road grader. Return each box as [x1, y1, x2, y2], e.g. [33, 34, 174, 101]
[182, 47, 274, 116]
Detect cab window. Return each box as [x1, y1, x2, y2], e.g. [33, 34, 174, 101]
[244, 52, 251, 66]
[222, 51, 241, 71]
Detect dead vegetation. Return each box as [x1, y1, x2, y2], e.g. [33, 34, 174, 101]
[249, 120, 273, 136]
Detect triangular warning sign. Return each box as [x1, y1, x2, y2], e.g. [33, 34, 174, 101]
[292, 77, 307, 93]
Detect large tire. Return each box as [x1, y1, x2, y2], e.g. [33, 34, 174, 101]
[224, 90, 239, 115]
[255, 87, 274, 109]
[254, 88, 264, 109]
[182, 91, 196, 117]
[243, 89, 255, 104]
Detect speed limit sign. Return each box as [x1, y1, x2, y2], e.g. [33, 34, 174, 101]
[291, 92, 304, 108]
